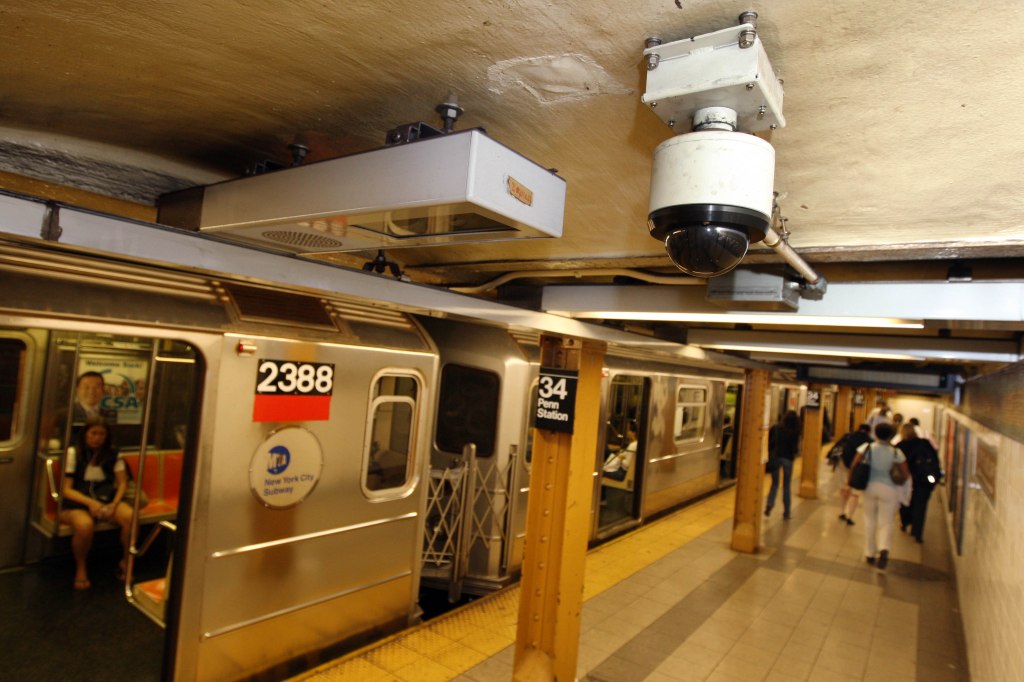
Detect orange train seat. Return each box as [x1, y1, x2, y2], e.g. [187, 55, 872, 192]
[43, 451, 181, 536]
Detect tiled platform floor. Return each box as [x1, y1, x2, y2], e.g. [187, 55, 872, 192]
[296, 464, 967, 681]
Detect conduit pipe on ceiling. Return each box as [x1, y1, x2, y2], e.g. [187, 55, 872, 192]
[763, 226, 822, 284]
[762, 203, 828, 298]
[448, 268, 705, 295]
[449, 214, 827, 297]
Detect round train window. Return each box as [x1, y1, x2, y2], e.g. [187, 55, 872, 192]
[249, 426, 324, 509]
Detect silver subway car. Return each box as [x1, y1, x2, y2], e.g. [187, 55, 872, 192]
[415, 319, 745, 594]
[0, 242, 438, 681]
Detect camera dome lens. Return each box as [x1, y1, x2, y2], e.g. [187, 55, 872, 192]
[663, 225, 749, 277]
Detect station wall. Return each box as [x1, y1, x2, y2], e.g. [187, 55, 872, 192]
[946, 362, 1024, 682]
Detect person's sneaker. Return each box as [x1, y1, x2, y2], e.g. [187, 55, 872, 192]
[764, 507, 772, 517]
[838, 514, 848, 522]
[783, 513, 792, 520]
[877, 550, 889, 570]
[866, 556, 876, 565]
[845, 517, 855, 526]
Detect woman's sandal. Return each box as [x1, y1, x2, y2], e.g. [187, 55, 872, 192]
[74, 578, 92, 591]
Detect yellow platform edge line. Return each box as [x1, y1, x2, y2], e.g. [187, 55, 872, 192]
[293, 482, 746, 681]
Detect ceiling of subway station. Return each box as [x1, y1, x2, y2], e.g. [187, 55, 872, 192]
[1, 1, 1023, 380]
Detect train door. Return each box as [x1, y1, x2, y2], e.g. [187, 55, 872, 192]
[596, 374, 647, 535]
[0, 330, 45, 569]
[720, 383, 741, 481]
[6, 326, 199, 681]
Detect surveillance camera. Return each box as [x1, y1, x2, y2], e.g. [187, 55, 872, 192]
[648, 130, 775, 277]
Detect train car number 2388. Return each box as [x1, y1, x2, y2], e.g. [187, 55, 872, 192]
[256, 360, 335, 396]
[253, 359, 336, 423]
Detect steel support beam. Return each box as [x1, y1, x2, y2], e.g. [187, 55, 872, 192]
[835, 386, 853, 438]
[731, 368, 769, 553]
[798, 385, 824, 499]
[514, 336, 605, 682]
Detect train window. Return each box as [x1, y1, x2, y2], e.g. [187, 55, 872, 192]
[434, 364, 499, 458]
[674, 386, 707, 442]
[0, 339, 27, 442]
[364, 374, 420, 493]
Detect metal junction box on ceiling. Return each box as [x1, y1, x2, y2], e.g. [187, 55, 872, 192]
[642, 22, 785, 133]
[705, 270, 799, 311]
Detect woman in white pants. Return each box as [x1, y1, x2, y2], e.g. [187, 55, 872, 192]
[849, 421, 909, 570]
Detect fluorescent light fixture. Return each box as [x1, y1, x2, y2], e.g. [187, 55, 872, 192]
[748, 352, 850, 367]
[697, 343, 927, 361]
[563, 311, 924, 329]
[686, 328, 1020, 364]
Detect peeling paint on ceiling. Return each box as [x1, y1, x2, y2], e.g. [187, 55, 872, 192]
[487, 54, 633, 104]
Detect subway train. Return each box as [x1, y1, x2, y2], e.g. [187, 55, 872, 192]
[0, 229, 799, 681]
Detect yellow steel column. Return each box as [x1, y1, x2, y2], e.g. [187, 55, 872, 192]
[835, 385, 853, 436]
[513, 336, 605, 682]
[731, 368, 769, 554]
[798, 385, 824, 499]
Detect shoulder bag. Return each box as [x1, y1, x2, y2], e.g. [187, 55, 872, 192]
[122, 461, 149, 507]
[890, 453, 909, 485]
[848, 445, 872, 491]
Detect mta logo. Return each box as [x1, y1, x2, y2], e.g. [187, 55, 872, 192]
[267, 446, 291, 475]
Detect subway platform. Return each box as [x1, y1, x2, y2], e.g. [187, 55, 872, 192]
[295, 466, 967, 681]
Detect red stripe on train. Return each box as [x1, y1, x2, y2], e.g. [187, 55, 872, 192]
[253, 394, 331, 422]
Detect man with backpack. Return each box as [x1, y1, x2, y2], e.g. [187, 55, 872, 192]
[837, 424, 873, 524]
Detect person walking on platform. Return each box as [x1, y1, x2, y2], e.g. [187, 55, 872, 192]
[850, 422, 909, 570]
[896, 423, 943, 543]
[764, 410, 800, 520]
[866, 398, 893, 432]
[838, 423, 872, 525]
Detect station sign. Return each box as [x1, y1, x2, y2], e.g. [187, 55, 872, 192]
[253, 359, 334, 422]
[249, 426, 323, 509]
[535, 368, 578, 434]
[805, 389, 821, 409]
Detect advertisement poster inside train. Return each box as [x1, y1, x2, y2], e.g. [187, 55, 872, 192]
[77, 355, 149, 425]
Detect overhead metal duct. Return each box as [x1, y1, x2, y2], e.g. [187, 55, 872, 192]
[157, 129, 566, 254]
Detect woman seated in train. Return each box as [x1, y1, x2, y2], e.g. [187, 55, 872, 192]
[60, 416, 134, 590]
[602, 420, 638, 481]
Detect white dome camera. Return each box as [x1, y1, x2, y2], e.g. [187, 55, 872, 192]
[647, 122, 775, 277]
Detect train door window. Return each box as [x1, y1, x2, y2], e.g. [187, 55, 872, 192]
[364, 373, 420, 494]
[674, 386, 707, 442]
[599, 374, 645, 531]
[0, 339, 27, 443]
[434, 364, 499, 457]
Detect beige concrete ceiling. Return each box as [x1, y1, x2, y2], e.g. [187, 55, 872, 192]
[2, 1, 1023, 376]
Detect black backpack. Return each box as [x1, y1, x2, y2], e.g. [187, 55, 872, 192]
[841, 431, 870, 468]
[911, 442, 943, 484]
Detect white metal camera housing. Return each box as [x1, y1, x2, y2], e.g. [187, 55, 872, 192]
[648, 129, 774, 277]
